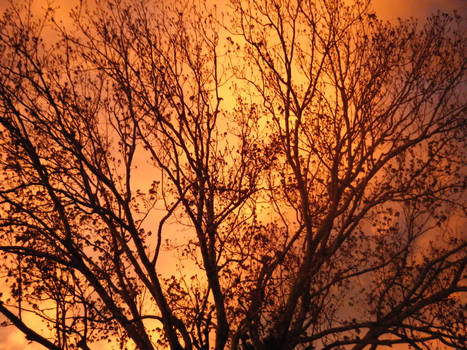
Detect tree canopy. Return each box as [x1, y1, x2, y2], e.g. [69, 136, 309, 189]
[0, 0, 465, 349]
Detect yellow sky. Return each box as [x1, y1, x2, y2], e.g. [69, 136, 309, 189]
[0, 0, 465, 349]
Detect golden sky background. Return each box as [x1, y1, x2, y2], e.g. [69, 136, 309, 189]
[0, 0, 465, 349]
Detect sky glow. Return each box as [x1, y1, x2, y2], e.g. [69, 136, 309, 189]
[0, 0, 464, 349]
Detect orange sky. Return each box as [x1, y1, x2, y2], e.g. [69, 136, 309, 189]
[0, 0, 465, 19]
[0, 0, 465, 349]
[373, 0, 466, 20]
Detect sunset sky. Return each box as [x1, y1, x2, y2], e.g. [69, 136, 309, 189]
[0, 0, 465, 349]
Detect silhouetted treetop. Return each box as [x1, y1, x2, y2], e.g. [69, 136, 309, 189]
[0, 0, 465, 349]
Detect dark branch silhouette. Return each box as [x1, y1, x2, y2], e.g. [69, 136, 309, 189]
[0, 0, 465, 349]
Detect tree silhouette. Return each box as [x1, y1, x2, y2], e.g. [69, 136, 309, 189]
[0, 0, 465, 349]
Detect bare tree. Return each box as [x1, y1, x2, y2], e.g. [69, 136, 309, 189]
[226, 1, 466, 349]
[0, 0, 465, 349]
